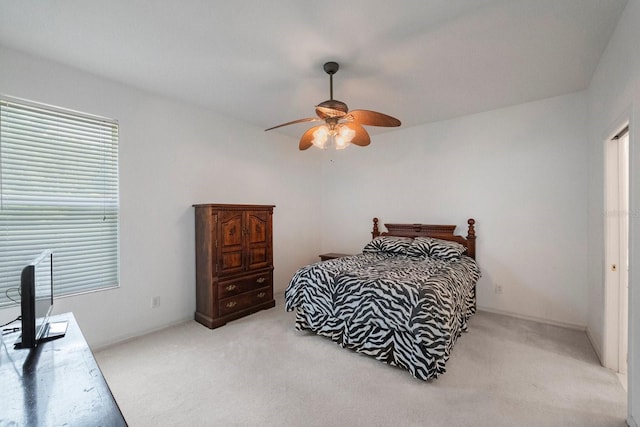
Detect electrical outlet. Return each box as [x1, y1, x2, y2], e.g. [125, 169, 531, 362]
[494, 284, 503, 294]
[151, 296, 161, 308]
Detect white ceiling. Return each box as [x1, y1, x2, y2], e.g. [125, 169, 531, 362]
[0, 0, 628, 137]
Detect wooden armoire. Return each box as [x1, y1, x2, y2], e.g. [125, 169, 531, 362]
[193, 204, 275, 328]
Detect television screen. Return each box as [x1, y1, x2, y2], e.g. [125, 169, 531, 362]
[17, 250, 54, 349]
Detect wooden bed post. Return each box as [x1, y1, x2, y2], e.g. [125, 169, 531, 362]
[466, 218, 476, 259]
[372, 217, 380, 239]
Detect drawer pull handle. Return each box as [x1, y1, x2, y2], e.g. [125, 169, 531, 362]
[257, 292, 266, 299]
[225, 284, 237, 292]
[225, 301, 237, 308]
[256, 277, 266, 284]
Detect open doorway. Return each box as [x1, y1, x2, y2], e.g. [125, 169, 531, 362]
[604, 125, 629, 389]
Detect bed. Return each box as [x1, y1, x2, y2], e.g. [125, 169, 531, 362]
[284, 218, 480, 380]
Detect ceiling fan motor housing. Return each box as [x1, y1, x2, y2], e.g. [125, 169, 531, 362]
[316, 99, 349, 117]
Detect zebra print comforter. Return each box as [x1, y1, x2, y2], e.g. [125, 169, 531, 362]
[285, 252, 481, 380]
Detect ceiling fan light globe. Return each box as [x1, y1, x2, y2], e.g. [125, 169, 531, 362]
[335, 136, 348, 150]
[338, 125, 356, 143]
[312, 125, 329, 149]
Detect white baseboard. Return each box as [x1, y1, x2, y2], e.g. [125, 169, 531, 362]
[476, 305, 586, 331]
[586, 326, 604, 365]
[92, 316, 193, 352]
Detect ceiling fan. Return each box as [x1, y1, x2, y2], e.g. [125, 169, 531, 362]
[265, 61, 401, 150]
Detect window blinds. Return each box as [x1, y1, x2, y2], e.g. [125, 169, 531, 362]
[0, 96, 119, 306]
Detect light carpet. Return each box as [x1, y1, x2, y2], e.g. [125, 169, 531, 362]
[95, 293, 627, 427]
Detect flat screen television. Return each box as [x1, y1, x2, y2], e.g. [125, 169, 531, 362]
[15, 249, 67, 349]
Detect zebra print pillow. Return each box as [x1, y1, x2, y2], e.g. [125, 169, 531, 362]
[406, 237, 432, 258]
[362, 236, 412, 254]
[407, 236, 466, 260]
[429, 238, 466, 260]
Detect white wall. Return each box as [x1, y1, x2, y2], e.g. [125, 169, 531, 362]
[320, 92, 589, 328]
[587, 0, 639, 424]
[0, 46, 323, 348]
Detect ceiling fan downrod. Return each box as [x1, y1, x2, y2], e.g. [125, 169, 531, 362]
[324, 61, 339, 101]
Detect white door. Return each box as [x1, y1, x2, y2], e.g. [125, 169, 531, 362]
[604, 125, 629, 376]
[618, 130, 629, 375]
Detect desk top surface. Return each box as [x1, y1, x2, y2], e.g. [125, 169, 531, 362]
[0, 312, 127, 426]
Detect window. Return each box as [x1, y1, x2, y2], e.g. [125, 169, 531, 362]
[0, 96, 119, 306]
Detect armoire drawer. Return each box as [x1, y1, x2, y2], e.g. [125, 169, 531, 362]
[218, 287, 273, 316]
[218, 272, 272, 299]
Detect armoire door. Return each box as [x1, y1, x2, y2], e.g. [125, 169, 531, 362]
[217, 210, 245, 276]
[245, 210, 271, 271]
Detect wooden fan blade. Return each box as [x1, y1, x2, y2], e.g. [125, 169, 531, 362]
[348, 110, 401, 127]
[299, 126, 322, 150]
[265, 117, 319, 131]
[346, 123, 371, 147]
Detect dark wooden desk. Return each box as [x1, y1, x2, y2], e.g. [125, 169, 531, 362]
[0, 312, 126, 426]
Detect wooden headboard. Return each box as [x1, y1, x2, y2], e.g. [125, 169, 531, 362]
[371, 217, 476, 259]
